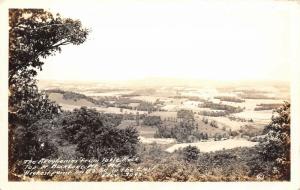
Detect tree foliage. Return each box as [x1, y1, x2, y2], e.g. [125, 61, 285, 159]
[259, 101, 290, 180]
[9, 9, 89, 175]
[182, 145, 200, 162]
[59, 107, 139, 160]
[9, 9, 89, 110]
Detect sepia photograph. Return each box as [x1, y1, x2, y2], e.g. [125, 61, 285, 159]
[1, 0, 300, 189]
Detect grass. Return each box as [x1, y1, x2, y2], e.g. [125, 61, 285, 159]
[165, 139, 259, 153]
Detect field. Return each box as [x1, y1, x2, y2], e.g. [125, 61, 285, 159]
[41, 80, 289, 153]
[166, 139, 258, 153]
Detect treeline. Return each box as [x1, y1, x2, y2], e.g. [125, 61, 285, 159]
[169, 96, 206, 102]
[214, 96, 245, 103]
[254, 103, 282, 111]
[197, 110, 229, 117]
[199, 101, 244, 113]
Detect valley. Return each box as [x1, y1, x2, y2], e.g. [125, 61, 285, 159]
[39, 79, 289, 153]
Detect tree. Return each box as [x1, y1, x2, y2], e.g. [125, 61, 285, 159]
[259, 101, 290, 180]
[210, 120, 218, 128]
[8, 9, 89, 175]
[171, 120, 195, 142]
[60, 107, 139, 160]
[182, 146, 200, 162]
[9, 9, 89, 111]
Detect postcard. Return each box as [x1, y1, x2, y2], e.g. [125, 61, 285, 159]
[0, 0, 300, 189]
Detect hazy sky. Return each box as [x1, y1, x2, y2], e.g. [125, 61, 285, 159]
[37, 1, 295, 82]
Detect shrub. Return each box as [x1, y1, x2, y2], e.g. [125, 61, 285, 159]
[182, 146, 200, 162]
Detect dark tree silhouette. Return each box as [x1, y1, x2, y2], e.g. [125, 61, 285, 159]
[182, 145, 200, 162]
[9, 9, 89, 110]
[8, 9, 89, 177]
[59, 107, 139, 160]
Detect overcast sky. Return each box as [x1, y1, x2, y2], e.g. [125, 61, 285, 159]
[37, 1, 295, 82]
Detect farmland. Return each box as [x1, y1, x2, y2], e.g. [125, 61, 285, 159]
[166, 139, 258, 153]
[40, 79, 289, 154]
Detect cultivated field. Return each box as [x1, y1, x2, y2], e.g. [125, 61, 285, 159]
[41, 80, 289, 153]
[166, 139, 259, 153]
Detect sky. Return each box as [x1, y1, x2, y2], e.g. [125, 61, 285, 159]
[36, 0, 296, 82]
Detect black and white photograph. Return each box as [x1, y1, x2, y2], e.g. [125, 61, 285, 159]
[1, 0, 300, 189]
